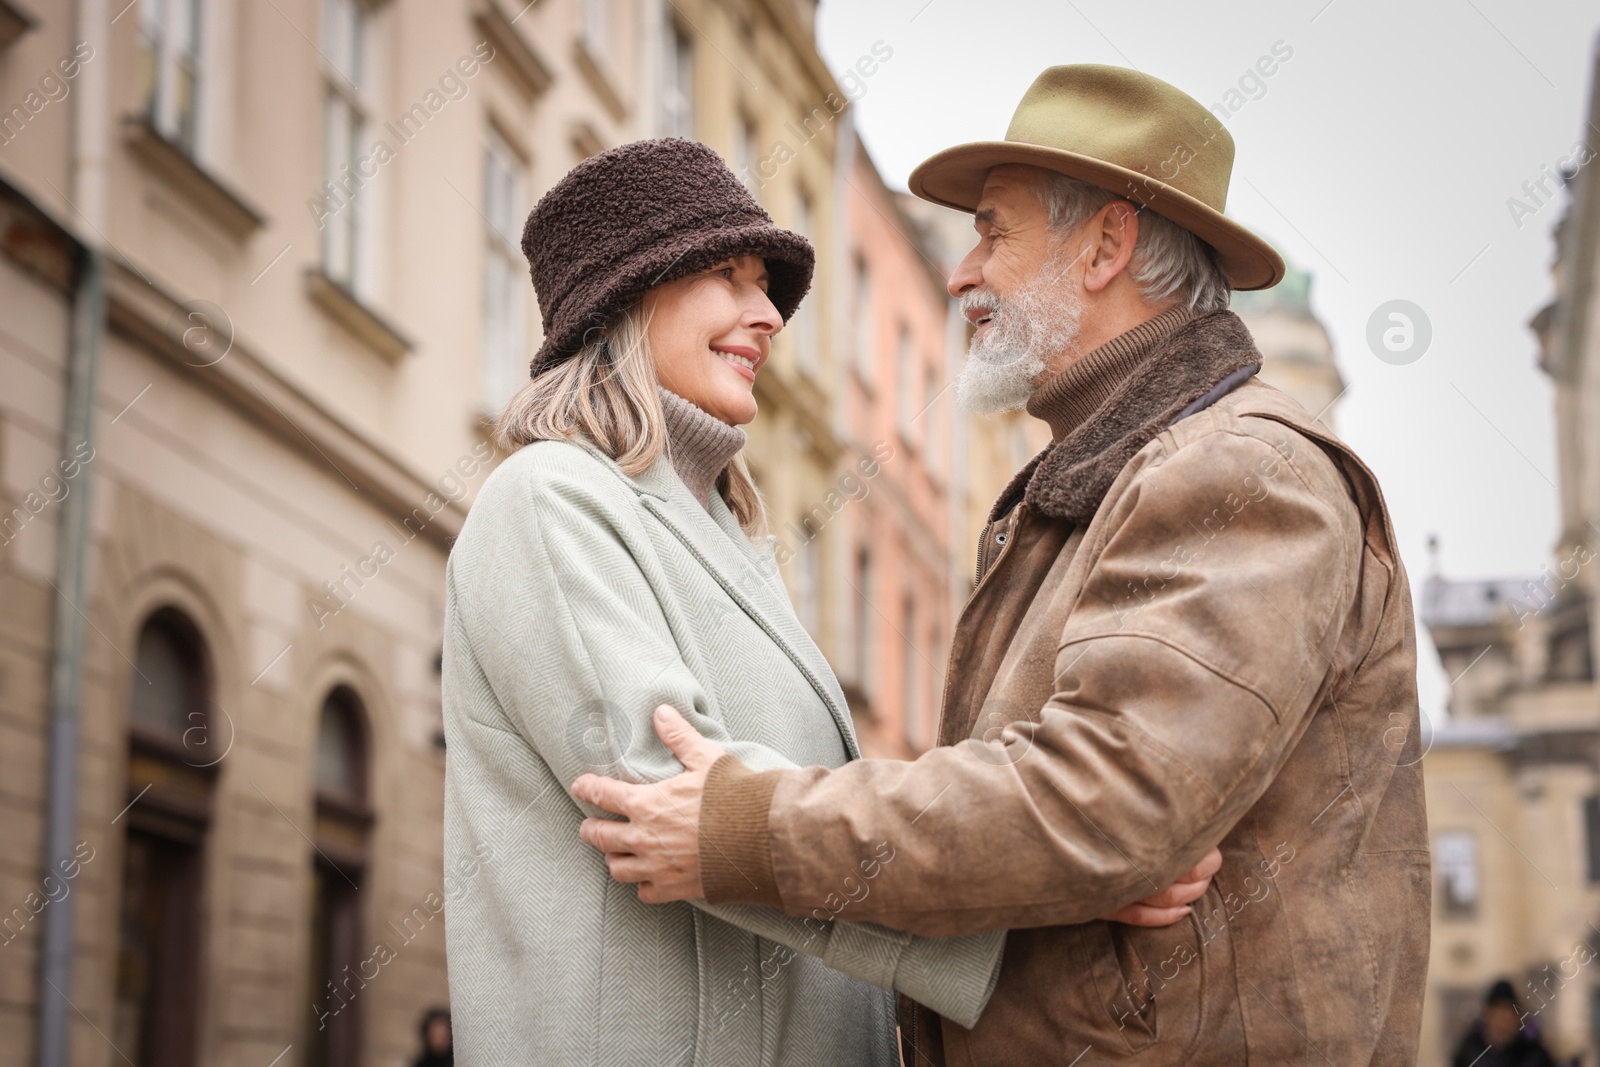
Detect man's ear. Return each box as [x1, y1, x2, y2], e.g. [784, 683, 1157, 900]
[1082, 200, 1140, 294]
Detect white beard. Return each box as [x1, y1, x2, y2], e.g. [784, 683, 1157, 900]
[954, 256, 1084, 415]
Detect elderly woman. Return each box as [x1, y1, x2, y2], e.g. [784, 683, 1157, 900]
[441, 139, 1208, 1066]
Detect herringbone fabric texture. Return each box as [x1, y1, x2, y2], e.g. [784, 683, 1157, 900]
[442, 438, 1004, 1066]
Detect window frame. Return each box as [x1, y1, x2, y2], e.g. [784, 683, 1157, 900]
[319, 0, 377, 296]
[852, 255, 873, 388]
[1433, 828, 1479, 919]
[661, 19, 694, 138]
[303, 685, 374, 1067]
[481, 126, 529, 409]
[140, 0, 204, 154]
[115, 606, 216, 1067]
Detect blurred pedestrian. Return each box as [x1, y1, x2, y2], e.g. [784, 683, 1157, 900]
[413, 1007, 452, 1067]
[1452, 979, 1557, 1067]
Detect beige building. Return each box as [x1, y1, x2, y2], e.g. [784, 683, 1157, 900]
[0, 0, 961, 1063]
[0, 1, 646, 1065]
[1413, 40, 1600, 1067]
[896, 191, 1053, 681]
[825, 131, 960, 759]
[662, 0, 852, 666]
[1230, 260, 1345, 429]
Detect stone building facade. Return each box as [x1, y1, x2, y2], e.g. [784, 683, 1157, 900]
[0, 0, 999, 1063]
[827, 131, 957, 758]
[0, 3, 1369, 1066]
[0, 1, 642, 1065]
[1414, 39, 1600, 1067]
[1230, 260, 1345, 430]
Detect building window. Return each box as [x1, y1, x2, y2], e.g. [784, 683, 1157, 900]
[116, 609, 215, 1067]
[795, 524, 820, 638]
[303, 686, 373, 1067]
[790, 191, 818, 376]
[853, 256, 873, 385]
[895, 325, 915, 443]
[902, 590, 919, 749]
[1584, 796, 1600, 883]
[854, 547, 874, 694]
[661, 20, 694, 138]
[734, 113, 758, 194]
[583, 0, 612, 63]
[139, 0, 203, 153]
[923, 361, 941, 477]
[482, 130, 527, 409]
[1434, 830, 1478, 919]
[321, 0, 373, 295]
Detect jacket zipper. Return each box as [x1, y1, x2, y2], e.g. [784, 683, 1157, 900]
[973, 520, 992, 586]
[973, 507, 1019, 590]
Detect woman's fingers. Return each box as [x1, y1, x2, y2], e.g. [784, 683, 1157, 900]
[1186, 846, 1224, 884]
[1139, 870, 1212, 909]
[1100, 902, 1193, 927]
[1100, 846, 1225, 925]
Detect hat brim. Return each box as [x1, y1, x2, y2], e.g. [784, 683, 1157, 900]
[909, 141, 1285, 291]
[532, 221, 815, 376]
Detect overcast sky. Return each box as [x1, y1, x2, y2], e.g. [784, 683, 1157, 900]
[817, 0, 1600, 718]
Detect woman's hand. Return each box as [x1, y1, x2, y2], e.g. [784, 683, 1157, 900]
[1098, 847, 1223, 926]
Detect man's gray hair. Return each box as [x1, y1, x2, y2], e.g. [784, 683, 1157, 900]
[1034, 170, 1231, 313]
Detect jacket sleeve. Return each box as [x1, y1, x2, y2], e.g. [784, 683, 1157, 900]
[448, 447, 1004, 1025]
[701, 427, 1363, 936]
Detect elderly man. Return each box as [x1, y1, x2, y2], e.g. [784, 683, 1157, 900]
[575, 65, 1429, 1065]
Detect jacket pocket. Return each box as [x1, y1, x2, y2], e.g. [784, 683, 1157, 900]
[1087, 922, 1158, 1050]
[952, 913, 1225, 1067]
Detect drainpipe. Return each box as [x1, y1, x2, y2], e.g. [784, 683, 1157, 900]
[36, 246, 102, 1067]
[38, 0, 110, 1064]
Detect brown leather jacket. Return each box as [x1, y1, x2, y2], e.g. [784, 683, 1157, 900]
[701, 309, 1431, 1066]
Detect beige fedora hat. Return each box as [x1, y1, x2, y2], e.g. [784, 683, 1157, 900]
[909, 65, 1285, 291]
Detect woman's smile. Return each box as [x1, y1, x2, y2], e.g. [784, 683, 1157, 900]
[712, 344, 762, 382]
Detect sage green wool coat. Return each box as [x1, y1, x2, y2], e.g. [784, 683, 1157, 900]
[441, 438, 1004, 1067]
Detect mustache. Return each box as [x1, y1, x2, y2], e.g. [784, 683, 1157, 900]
[959, 288, 1008, 319]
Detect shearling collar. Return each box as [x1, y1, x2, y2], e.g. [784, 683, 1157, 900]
[990, 308, 1263, 525]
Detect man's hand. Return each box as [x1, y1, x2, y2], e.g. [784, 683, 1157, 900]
[1099, 847, 1223, 926]
[573, 704, 723, 903]
[575, 702, 1222, 923]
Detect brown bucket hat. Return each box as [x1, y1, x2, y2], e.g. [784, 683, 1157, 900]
[909, 65, 1285, 291]
[521, 138, 815, 378]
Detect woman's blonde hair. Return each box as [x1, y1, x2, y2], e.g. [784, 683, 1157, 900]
[493, 302, 768, 535]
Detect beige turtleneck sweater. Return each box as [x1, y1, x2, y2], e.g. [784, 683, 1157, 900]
[658, 386, 747, 510]
[1025, 303, 1199, 441]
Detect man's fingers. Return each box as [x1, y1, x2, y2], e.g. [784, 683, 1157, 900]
[572, 773, 641, 817]
[578, 816, 637, 854]
[653, 704, 726, 771]
[604, 853, 650, 884]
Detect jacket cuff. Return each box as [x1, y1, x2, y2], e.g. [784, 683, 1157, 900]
[700, 753, 785, 907]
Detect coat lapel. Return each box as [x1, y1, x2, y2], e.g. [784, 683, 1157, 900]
[575, 441, 860, 760]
